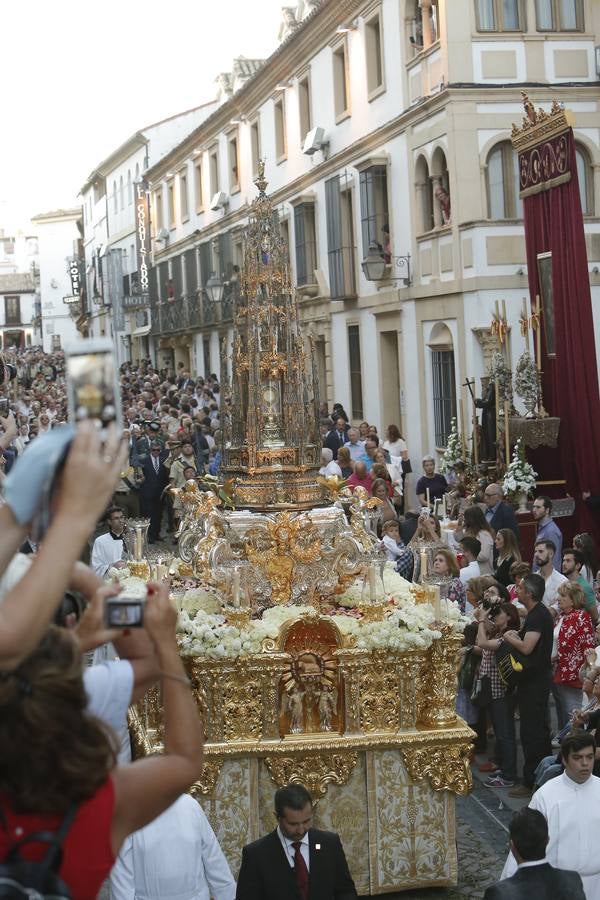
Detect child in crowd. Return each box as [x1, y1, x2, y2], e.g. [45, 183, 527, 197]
[380, 520, 414, 581]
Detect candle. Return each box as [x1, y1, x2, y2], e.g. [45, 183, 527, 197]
[432, 585, 442, 621]
[368, 564, 376, 602]
[503, 399, 510, 467]
[441, 493, 447, 521]
[426, 487, 431, 509]
[420, 549, 428, 582]
[156, 564, 167, 581]
[232, 568, 241, 608]
[135, 531, 142, 560]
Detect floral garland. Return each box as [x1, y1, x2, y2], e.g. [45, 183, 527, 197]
[488, 350, 513, 406]
[176, 564, 468, 660]
[514, 350, 539, 414]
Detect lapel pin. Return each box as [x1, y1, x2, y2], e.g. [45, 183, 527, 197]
[315, 844, 321, 850]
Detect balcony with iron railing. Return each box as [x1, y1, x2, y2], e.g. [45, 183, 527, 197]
[150, 283, 237, 337]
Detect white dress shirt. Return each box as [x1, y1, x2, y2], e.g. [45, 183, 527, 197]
[277, 826, 310, 872]
[459, 560, 481, 585]
[109, 794, 236, 900]
[91, 531, 125, 577]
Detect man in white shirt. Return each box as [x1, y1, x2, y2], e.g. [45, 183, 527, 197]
[534, 539, 567, 607]
[500, 732, 600, 899]
[343, 429, 365, 462]
[91, 507, 128, 578]
[458, 536, 481, 586]
[109, 793, 236, 900]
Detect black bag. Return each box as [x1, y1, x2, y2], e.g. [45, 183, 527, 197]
[0, 805, 77, 899]
[458, 647, 478, 693]
[496, 640, 528, 690]
[471, 674, 493, 708]
[401, 458, 412, 475]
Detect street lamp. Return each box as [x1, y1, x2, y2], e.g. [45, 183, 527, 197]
[205, 272, 225, 305]
[361, 242, 412, 286]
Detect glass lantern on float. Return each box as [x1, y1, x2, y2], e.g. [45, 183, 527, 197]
[359, 561, 387, 622]
[126, 518, 151, 580]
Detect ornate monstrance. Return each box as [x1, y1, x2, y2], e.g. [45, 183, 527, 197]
[223, 161, 323, 510]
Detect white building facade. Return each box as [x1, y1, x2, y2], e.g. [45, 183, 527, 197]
[0, 229, 40, 350]
[30, 209, 84, 352]
[79, 101, 220, 366]
[99, 0, 600, 468]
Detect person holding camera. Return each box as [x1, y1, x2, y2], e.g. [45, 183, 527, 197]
[474, 602, 520, 788]
[0, 581, 204, 899]
[0, 422, 127, 669]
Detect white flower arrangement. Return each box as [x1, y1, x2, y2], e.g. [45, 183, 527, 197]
[106, 565, 131, 581]
[439, 417, 463, 474]
[181, 588, 221, 617]
[489, 350, 513, 405]
[502, 437, 538, 498]
[176, 563, 468, 661]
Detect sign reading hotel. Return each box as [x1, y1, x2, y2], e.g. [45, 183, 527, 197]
[64, 258, 82, 303]
[134, 179, 151, 302]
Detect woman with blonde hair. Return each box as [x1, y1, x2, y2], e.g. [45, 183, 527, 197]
[493, 528, 522, 587]
[553, 580, 595, 729]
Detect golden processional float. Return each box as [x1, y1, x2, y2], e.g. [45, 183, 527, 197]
[128, 163, 473, 895]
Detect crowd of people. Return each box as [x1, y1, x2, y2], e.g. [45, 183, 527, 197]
[2, 345, 600, 898]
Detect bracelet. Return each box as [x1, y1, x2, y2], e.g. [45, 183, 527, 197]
[159, 670, 191, 687]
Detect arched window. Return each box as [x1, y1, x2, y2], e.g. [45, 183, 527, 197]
[431, 147, 451, 226]
[119, 175, 124, 210]
[415, 155, 433, 233]
[127, 170, 132, 205]
[113, 180, 118, 214]
[429, 323, 457, 447]
[486, 141, 522, 219]
[575, 144, 594, 216]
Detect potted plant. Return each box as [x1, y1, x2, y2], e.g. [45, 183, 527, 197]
[502, 437, 538, 512]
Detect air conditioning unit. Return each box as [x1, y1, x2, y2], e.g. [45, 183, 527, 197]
[303, 126, 328, 156]
[210, 191, 229, 211]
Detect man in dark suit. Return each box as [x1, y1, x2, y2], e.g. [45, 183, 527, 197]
[484, 483, 519, 540]
[236, 783, 357, 900]
[139, 440, 168, 542]
[323, 417, 349, 461]
[483, 808, 584, 900]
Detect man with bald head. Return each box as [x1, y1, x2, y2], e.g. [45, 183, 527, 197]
[347, 460, 373, 495]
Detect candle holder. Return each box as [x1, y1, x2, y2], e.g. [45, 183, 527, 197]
[129, 560, 151, 581]
[127, 518, 151, 563]
[225, 608, 252, 629]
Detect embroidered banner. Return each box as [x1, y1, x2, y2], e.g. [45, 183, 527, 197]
[518, 132, 571, 199]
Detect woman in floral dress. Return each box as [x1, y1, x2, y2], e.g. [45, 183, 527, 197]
[553, 581, 595, 729]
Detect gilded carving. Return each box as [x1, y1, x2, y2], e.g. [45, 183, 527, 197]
[418, 628, 463, 728]
[264, 752, 358, 797]
[189, 760, 223, 796]
[222, 667, 263, 742]
[358, 652, 400, 733]
[402, 743, 473, 796]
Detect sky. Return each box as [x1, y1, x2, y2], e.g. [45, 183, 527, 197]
[0, 0, 287, 232]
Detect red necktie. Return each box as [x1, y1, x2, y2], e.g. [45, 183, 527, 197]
[292, 841, 309, 900]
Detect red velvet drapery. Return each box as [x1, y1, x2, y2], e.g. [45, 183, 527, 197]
[521, 129, 600, 536]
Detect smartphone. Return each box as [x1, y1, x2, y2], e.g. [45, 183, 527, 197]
[105, 594, 145, 629]
[0, 398, 9, 416]
[65, 338, 122, 435]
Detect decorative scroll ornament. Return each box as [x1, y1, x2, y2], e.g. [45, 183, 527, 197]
[264, 752, 358, 797]
[511, 92, 574, 152]
[402, 743, 472, 795]
[189, 761, 223, 796]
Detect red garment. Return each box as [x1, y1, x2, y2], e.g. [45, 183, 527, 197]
[347, 472, 373, 494]
[554, 609, 595, 687]
[292, 841, 309, 900]
[0, 778, 115, 900]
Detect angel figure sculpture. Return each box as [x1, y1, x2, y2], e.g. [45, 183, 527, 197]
[318, 685, 338, 732]
[283, 683, 306, 734]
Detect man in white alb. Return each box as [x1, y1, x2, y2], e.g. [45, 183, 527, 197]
[501, 731, 600, 899]
[109, 793, 236, 900]
[91, 506, 128, 578]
